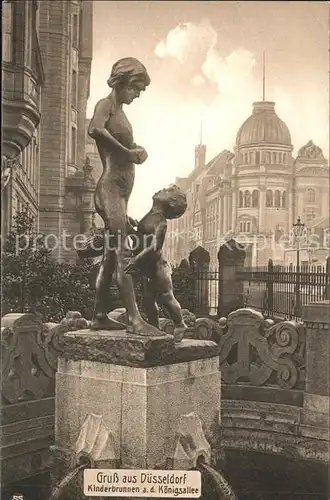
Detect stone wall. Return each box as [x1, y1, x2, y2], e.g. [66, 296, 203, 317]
[1, 313, 66, 486]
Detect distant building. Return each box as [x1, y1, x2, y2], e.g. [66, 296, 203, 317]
[2, 0, 94, 261]
[164, 100, 329, 268]
[85, 118, 104, 228]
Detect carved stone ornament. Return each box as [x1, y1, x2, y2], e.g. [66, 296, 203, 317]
[60, 310, 90, 331]
[195, 317, 221, 342]
[75, 413, 117, 463]
[1, 156, 20, 190]
[217, 308, 305, 389]
[1, 313, 67, 403]
[168, 412, 211, 469]
[297, 140, 325, 160]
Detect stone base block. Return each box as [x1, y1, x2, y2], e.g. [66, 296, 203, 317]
[55, 332, 220, 470]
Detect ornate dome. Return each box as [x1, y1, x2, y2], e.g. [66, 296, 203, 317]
[236, 101, 292, 148]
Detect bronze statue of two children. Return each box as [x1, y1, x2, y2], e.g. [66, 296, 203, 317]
[79, 57, 187, 340]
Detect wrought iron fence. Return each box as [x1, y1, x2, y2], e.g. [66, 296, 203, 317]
[192, 268, 220, 317]
[192, 258, 329, 321]
[237, 259, 330, 321]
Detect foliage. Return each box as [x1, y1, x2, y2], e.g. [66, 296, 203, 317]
[2, 211, 96, 322]
[171, 260, 196, 311]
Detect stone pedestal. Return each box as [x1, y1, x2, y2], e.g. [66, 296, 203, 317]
[218, 239, 246, 317]
[301, 301, 329, 444]
[54, 330, 221, 473]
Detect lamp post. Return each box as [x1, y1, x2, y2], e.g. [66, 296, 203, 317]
[292, 216, 305, 317]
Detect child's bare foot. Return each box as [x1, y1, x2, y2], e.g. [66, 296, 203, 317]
[131, 318, 165, 337]
[173, 324, 188, 343]
[90, 314, 127, 331]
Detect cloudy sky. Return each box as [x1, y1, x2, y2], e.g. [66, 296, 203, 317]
[87, 1, 329, 219]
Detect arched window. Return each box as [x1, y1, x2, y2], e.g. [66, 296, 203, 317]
[274, 190, 281, 208]
[252, 190, 259, 207]
[239, 191, 243, 208]
[266, 190, 273, 207]
[249, 152, 253, 164]
[282, 153, 286, 164]
[244, 190, 251, 208]
[282, 191, 287, 208]
[272, 152, 277, 164]
[244, 153, 248, 164]
[278, 153, 282, 163]
[307, 188, 315, 203]
[255, 151, 260, 165]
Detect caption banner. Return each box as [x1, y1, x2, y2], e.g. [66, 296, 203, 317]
[84, 469, 201, 497]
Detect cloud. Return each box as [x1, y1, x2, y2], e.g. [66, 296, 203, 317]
[155, 20, 217, 66]
[154, 20, 256, 99]
[151, 20, 260, 158]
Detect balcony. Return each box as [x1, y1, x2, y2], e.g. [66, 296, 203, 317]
[2, 65, 41, 159]
[2, 2, 44, 160]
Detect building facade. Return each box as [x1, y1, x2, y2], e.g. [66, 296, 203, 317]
[165, 100, 329, 269]
[2, 0, 44, 235]
[85, 118, 104, 228]
[2, 0, 94, 261]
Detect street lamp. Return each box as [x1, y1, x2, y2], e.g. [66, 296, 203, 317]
[292, 216, 305, 317]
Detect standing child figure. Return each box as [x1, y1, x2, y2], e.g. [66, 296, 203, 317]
[124, 185, 188, 342]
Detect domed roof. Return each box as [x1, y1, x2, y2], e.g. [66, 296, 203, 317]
[236, 101, 292, 148]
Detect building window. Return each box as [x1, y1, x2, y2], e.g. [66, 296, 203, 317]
[2, 1, 14, 63]
[252, 190, 259, 208]
[29, 138, 34, 183]
[266, 190, 273, 207]
[71, 108, 77, 124]
[272, 152, 277, 164]
[239, 191, 243, 208]
[307, 188, 315, 203]
[71, 69, 77, 108]
[72, 14, 79, 48]
[305, 208, 316, 222]
[244, 190, 251, 208]
[17, 196, 21, 214]
[282, 153, 286, 164]
[239, 221, 251, 233]
[71, 126, 77, 164]
[274, 190, 281, 208]
[255, 151, 260, 165]
[35, 0, 40, 33]
[72, 48, 78, 68]
[282, 191, 286, 208]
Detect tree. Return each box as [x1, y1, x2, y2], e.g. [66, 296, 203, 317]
[2, 211, 96, 322]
